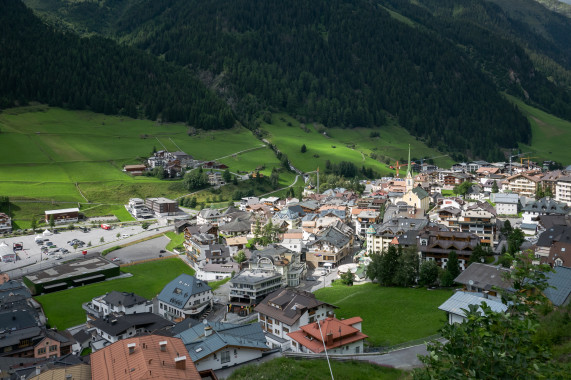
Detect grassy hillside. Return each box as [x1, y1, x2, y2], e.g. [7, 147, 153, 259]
[228, 357, 406, 380]
[0, 105, 272, 225]
[505, 94, 571, 165]
[261, 114, 454, 176]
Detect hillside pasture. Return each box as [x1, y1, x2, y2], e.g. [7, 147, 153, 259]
[0, 106, 278, 224]
[505, 94, 571, 165]
[261, 114, 452, 176]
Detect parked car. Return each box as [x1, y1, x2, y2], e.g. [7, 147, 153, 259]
[45, 242, 54, 247]
[112, 257, 121, 262]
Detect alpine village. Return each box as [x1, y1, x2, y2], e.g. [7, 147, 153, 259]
[1, 1, 571, 379]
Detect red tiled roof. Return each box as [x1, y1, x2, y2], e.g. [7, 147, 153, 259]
[90, 335, 201, 380]
[287, 317, 368, 353]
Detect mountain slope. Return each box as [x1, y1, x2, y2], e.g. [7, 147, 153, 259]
[20, 0, 571, 160]
[0, 1, 234, 129]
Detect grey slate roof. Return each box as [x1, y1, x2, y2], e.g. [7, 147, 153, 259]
[491, 193, 519, 204]
[522, 197, 569, 214]
[544, 266, 571, 306]
[176, 321, 268, 362]
[0, 310, 37, 331]
[254, 289, 336, 326]
[157, 274, 211, 308]
[307, 226, 350, 249]
[0, 280, 31, 300]
[371, 217, 429, 236]
[90, 312, 173, 337]
[537, 226, 571, 247]
[102, 291, 148, 308]
[454, 263, 513, 292]
[219, 217, 251, 233]
[438, 292, 507, 316]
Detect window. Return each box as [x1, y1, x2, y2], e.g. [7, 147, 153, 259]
[221, 350, 231, 364]
[283, 327, 289, 333]
[49, 345, 58, 352]
[38, 347, 46, 355]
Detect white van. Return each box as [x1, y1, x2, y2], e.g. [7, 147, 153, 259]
[122, 233, 131, 238]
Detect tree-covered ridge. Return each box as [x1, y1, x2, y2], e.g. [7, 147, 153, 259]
[382, 0, 571, 120]
[96, 0, 530, 160]
[0, 1, 234, 129]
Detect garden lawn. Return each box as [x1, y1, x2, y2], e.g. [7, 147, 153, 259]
[228, 357, 406, 380]
[165, 231, 185, 251]
[34, 257, 194, 329]
[314, 283, 452, 346]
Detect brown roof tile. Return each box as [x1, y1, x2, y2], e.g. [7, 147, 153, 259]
[90, 335, 201, 380]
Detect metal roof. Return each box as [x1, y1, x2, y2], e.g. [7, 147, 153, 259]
[544, 266, 571, 306]
[438, 292, 507, 317]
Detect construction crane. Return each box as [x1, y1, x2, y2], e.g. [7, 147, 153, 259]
[508, 151, 531, 175]
[520, 156, 539, 170]
[390, 160, 408, 177]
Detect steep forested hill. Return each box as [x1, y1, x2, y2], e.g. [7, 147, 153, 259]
[0, 1, 234, 129]
[16, 0, 571, 159]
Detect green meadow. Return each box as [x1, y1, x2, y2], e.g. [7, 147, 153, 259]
[34, 258, 194, 329]
[505, 94, 571, 165]
[261, 114, 453, 176]
[315, 283, 451, 346]
[0, 105, 268, 223]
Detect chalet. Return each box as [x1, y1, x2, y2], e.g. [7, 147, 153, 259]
[255, 289, 337, 350]
[305, 226, 352, 269]
[443, 173, 470, 188]
[197, 208, 223, 226]
[123, 164, 147, 176]
[288, 316, 367, 355]
[366, 218, 429, 255]
[522, 197, 569, 226]
[156, 274, 212, 322]
[82, 291, 152, 322]
[418, 230, 481, 270]
[458, 202, 497, 245]
[454, 263, 513, 302]
[44, 208, 79, 225]
[176, 321, 269, 371]
[505, 173, 541, 197]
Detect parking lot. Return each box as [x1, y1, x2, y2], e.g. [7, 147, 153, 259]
[0, 222, 171, 278]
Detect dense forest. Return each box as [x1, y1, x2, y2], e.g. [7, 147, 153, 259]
[0, 1, 234, 129]
[9, 0, 571, 159]
[100, 0, 534, 160]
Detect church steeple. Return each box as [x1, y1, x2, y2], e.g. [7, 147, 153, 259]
[405, 144, 414, 192]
